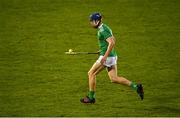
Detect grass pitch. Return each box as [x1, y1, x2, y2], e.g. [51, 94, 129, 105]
[0, 0, 179, 116]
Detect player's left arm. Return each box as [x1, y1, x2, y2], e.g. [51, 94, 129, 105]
[104, 36, 115, 58]
[101, 36, 115, 64]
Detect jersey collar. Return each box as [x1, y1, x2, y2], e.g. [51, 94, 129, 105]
[98, 23, 103, 29]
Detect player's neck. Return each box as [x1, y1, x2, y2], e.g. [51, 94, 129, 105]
[98, 23, 103, 29]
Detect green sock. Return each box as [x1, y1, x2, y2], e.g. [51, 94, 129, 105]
[130, 82, 137, 90]
[88, 91, 95, 100]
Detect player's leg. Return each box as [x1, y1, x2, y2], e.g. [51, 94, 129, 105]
[80, 61, 105, 103]
[107, 65, 131, 86]
[88, 62, 105, 91]
[107, 65, 144, 100]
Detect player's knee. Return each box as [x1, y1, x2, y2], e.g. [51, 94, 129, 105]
[88, 71, 92, 76]
[110, 76, 118, 83]
[88, 71, 96, 78]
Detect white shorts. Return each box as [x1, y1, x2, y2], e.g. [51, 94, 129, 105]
[96, 56, 117, 67]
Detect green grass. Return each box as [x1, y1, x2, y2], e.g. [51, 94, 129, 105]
[0, 0, 180, 116]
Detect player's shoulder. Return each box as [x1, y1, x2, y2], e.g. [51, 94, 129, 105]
[102, 24, 110, 29]
[99, 24, 112, 33]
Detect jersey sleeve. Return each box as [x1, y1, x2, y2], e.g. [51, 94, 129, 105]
[102, 30, 113, 40]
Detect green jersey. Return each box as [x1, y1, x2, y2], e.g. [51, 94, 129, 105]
[97, 24, 117, 57]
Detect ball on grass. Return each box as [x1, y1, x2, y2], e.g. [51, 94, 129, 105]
[69, 49, 73, 53]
